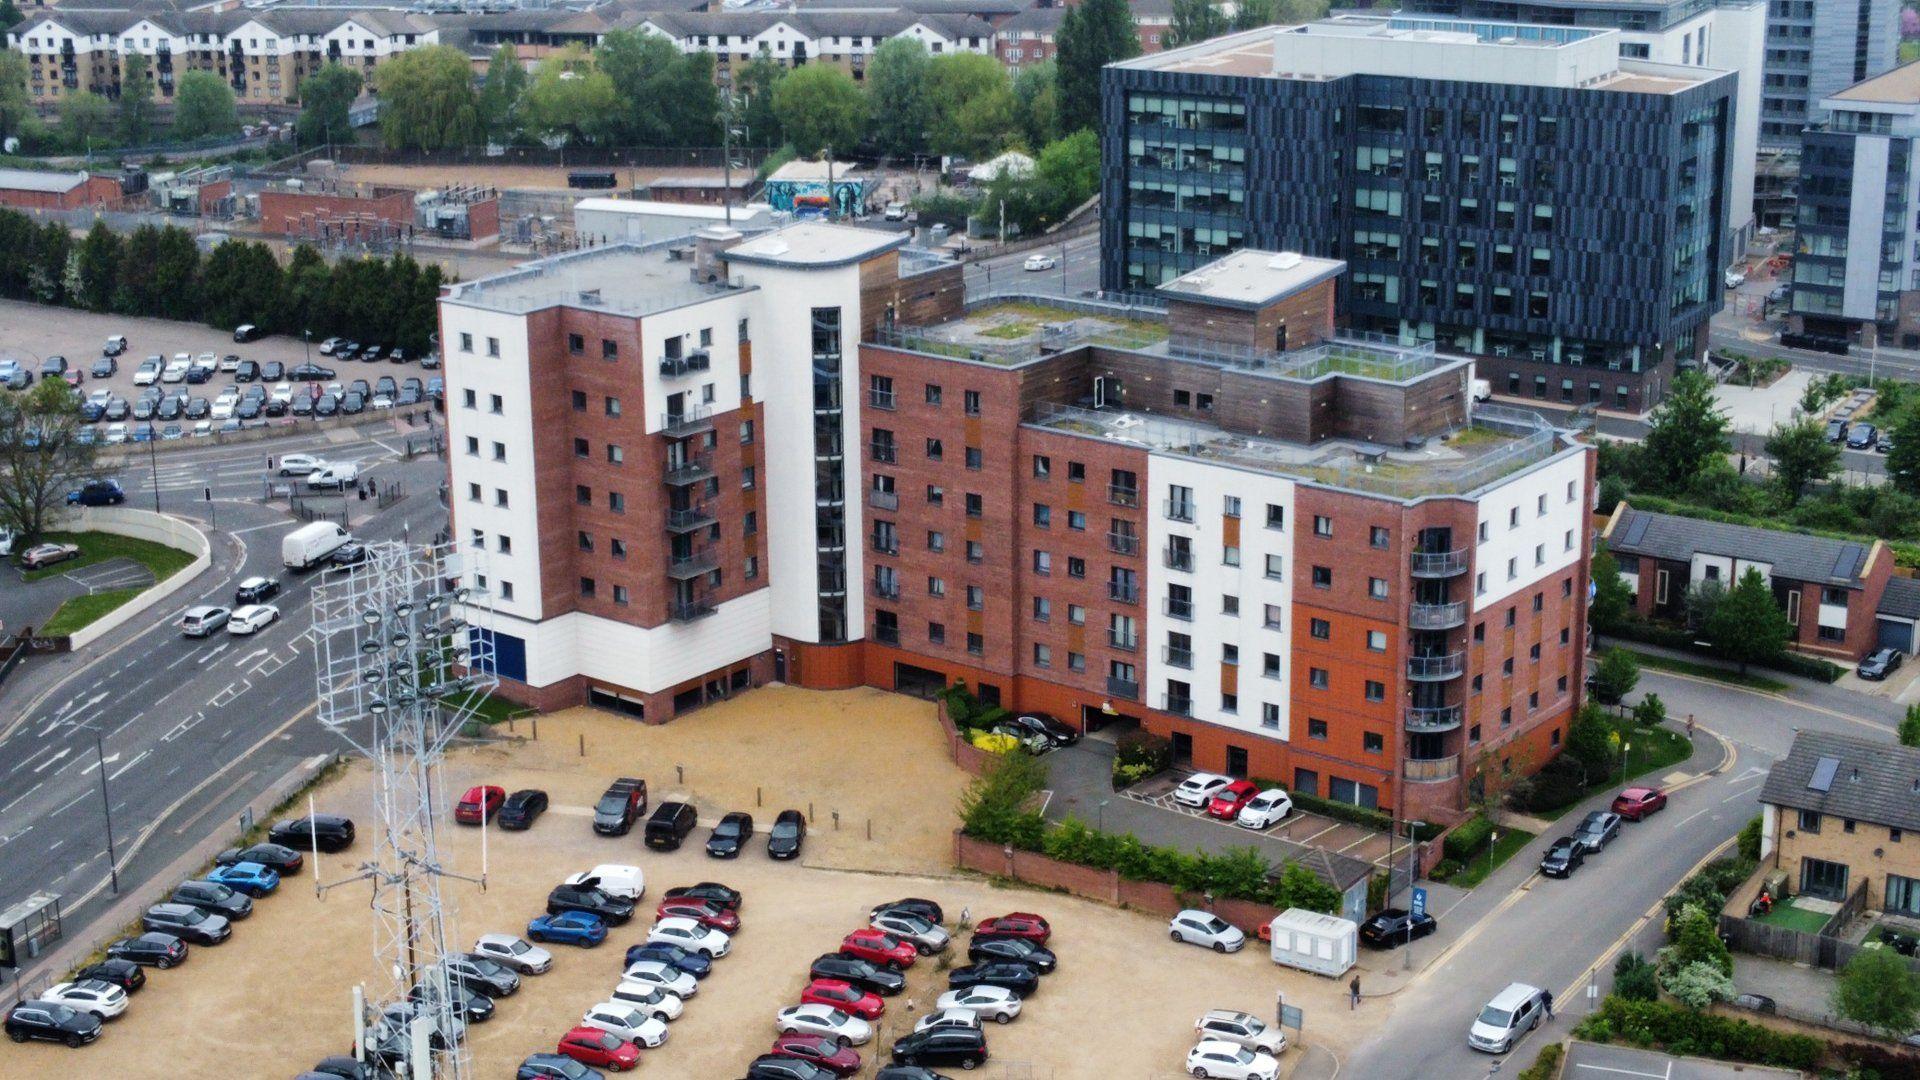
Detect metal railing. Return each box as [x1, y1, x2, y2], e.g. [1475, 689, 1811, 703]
[658, 351, 711, 378]
[874, 624, 900, 645]
[1109, 485, 1140, 508]
[669, 599, 716, 623]
[662, 455, 714, 485]
[1163, 597, 1193, 621]
[1108, 582, 1139, 604]
[1162, 692, 1193, 717]
[1108, 632, 1138, 652]
[869, 441, 897, 464]
[1163, 546, 1194, 572]
[1162, 645, 1192, 669]
[868, 489, 899, 511]
[1405, 704, 1464, 732]
[660, 406, 713, 437]
[1410, 549, 1470, 577]
[664, 504, 715, 533]
[1107, 531, 1139, 555]
[1407, 652, 1465, 680]
[667, 551, 718, 579]
[1408, 600, 1468, 630]
[1106, 676, 1140, 700]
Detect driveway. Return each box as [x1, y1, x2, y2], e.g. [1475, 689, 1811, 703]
[0, 560, 89, 637]
[1562, 1040, 1802, 1080]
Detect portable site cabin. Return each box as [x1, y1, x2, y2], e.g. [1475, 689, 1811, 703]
[1267, 908, 1357, 978]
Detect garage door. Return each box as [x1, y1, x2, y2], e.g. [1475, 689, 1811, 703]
[1878, 618, 1915, 653]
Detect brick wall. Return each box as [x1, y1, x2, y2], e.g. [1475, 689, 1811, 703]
[1773, 809, 1919, 912]
[259, 186, 415, 236]
[466, 196, 501, 242]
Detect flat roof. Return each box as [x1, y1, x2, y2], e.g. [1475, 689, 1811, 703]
[765, 160, 867, 183]
[723, 222, 906, 269]
[574, 197, 764, 221]
[1830, 60, 1920, 105]
[441, 241, 741, 319]
[0, 167, 88, 194]
[1157, 250, 1344, 310]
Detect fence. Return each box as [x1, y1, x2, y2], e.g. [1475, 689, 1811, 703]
[1718, 878, 1910, 971]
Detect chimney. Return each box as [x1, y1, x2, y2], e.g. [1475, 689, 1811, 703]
[691, 225, 742, 285]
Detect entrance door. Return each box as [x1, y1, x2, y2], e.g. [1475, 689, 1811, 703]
[773, 649, 787, 683]
[1799, 857, 1850, 901]
[1094, 376, 1121, 409]
[1226, 745, 1249, 778]
[1171, 731, 1193, 765]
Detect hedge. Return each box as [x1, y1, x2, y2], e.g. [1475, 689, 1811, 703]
[1600, 617, 1844, 684]
[1516, 1043, 1563, 1080]
[1444, 816, 1495, 861]
[1572, 997, 1823, 1071]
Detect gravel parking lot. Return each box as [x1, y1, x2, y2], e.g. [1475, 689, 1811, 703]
[6, 686, 1361, 1077]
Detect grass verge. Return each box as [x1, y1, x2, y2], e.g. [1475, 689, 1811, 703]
[40, 587, 145, 636]
[1617, 648, 1789, 693]
[1529, 724, 1696, 823]
[22, 530, 196, 583]
[448, 689, 531, 726]
[1451, 826, 1537, 888]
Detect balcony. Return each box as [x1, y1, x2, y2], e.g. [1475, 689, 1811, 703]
[1403, 755, 1461, 782]
[1164, 499, 1196, 523]
[1106, 676, 1140, 700]
[658, 351, 710, 378]
[667, 550, 719, 579]
[669, 599, 716, 623]
[1405, 704, 1464, 733]
[867, 489, 899, 511]
[1162, 645, 1192, 669]
[664, 504, 715, 534]
[1163, 597, 1193, 621]
[659, 406, 714, 438]
[1109, 484, 1140, 508]
[1108, 582, 1139, 604]
[1408, 600, 1467, 630]
[1163, 546, 1194, 572]
[1106, 531, 1139, 556]
[1407, 652, 1465, 681]
[662, 454, 714, 486]
[1162, 692, 1193, 717]
[1410, 549, 1470, 577]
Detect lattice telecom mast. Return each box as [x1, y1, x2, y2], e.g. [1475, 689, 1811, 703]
[309, 539, 496, 1080]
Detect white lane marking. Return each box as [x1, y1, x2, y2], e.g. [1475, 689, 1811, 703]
[80, 753, 120, 776]
[51, 793, 87, 816]
[1670, 806, 1712, 830]
[108, 750, 150, 782]
[107, 710, 147, 738]
[1570, 1063, 1669, 1078]
[32, 748, 71, 773]
[0, 786, 40, 816]
[203, 641, 230, 663]
[233, 648, 269, 670]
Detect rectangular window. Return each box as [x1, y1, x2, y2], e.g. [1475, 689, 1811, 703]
[1309, 667, 1328, 689]
[1310, 618, 1331, 640]
[1033, 454, 1050, 478]
[1367, 630, 1387, 651]
[1363, 732, 1384, 753]
[1364, 680, 1385, 702]
[964, 390, 982, 415]
[1313, 515, 1332, 537]
[1797, 809, 1821, 833]
[1369, 526, 1389, 549]
[1266, 504, 1285, 529]
[1311, 566, 1332, 589]
[1307, 718, 1328, 739]
[1368, 577, 1388, 599]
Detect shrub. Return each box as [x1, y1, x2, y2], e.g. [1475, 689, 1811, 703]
[1512, 756, 1590, 813]
[1592, 647, 1641, 705]
[1660, 959, 1736, 1009]
[1110, 760, 1154, 789]
[1737, 815, 1762, 861]
[1632, 692, 1668, 727]
[1613, 951, 1658, 1002]
[969, 730, 1021, 754]
[1573, 996, 1822, 1071]
[1444, 816, 1495, 861]
[1660, 905, 1733, 977]
[1515, 1043, 1563, 1080]
[1115, 731, 1172, 772]
[1428, 858, 1461, 883]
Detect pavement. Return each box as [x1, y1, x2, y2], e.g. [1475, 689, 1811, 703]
[1730, 953, 1840, 1019]
[1561, 1040, 1803, 1080]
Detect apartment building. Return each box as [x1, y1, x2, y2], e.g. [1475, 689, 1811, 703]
[443, 229, 1592, 820]
[633, 10, 994, 82]
[1758, 0, 1898, 149]
[1102, 16, 1737, 413]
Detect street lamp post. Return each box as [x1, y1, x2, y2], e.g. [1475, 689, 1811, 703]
[92, 730, 120, 896]
[1098, 799, 1110, 832]
[1404, 819, 1426, 969]
[148, 433, 160, 511]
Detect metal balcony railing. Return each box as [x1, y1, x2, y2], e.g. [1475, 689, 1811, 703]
[1163, 546, 1194, 572]
[1108, 632, 1138, 652]
[1405, 704, 1464, 732]
[1162, 646, 1192, 669]
[662, 454, 713, 485]
[1108, 582, 1139, 604]
[1109, 484, 1139, 508]
[1408, 600, 1468, 630]
[664, 504, 715, 534]
[659, 405, 713, 437]
[1106, 531, 1139, 555]
[869, 441, 897, 464]
[669, 599, 716, 623]
[873, 624, 900, 645]
[667, 550, 718, 580]
[1106, 676, 1140, 700]
[1406, 652, 1466, 680]
[1163, 597, 1193, 621]
[1410, 549, 1470, 577]
[1162, 692, 1193, 717]
[658, 350, 710, 378]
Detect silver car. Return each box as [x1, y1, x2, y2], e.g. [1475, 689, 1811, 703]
[180, 605, 231, 637]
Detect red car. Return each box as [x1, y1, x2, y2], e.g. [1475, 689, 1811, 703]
[557, 1025, 640, 1072]
[840, 928, 916, 969]
[1611, 786, 1668, 821]
[800, 978, 884, 1020]
[770, 1033, 862, 1077]
[974, 912, 1051, 945]
[1205, 780, 1260, 820]
[454, 785, 505, 825]
[655, 898, 740, 933]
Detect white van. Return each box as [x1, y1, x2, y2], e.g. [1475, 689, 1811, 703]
[282, 521, 351, 570]
[308, 462, 360, 490]
[1467, 982, 1549, 1054]
[565, 864, 646, 901]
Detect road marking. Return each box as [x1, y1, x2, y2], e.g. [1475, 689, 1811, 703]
[108, 750, 149, 781]
[80, 753, 119, 776]
[203, 641, 230, 663]
[233, 647, 269, 670]
[161, 712, 205, 743]
[107, 710, 147, 738]
[51, 793, 87, 816]
[0, 825, 33, 847]
[1720, 782, 1764, 804]
[0, 786, 39, 816]
[32, 748, 71, 773]
[1570, 1063, 1669, 1078]
[170, 767, 261, 837]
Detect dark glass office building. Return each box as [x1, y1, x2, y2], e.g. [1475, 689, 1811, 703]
[1101, 16, 1737, 412]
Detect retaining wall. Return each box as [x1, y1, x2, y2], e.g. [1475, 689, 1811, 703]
[55, 506, 212, 650]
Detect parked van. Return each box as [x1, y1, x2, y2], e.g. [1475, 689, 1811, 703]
[644, 802, 698, 851]
[1467, 982, 1549, 1054]
[282, 522, 351, 570]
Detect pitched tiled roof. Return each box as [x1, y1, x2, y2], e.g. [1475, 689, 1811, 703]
[1880, 576, 1920, 621]
[1607, 506, 1878, 589]
[1760, 729, 1920, 833]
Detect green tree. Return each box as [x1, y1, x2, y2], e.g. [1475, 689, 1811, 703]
[197, 240, 283, 330]
[73, 220, 121, 312]
[1274, 859, 1341, 914]
[1832, 945, 1920, 1037]
[150, 225, 200, 321]
[1641, 369, 1730, 495]
[1763, 415, 1840, 506]
[1056, 0, 1139, 133]
[1799, 371, 1849, 416]
[1737, 815, 1762, 861]
[57, 92, 113, 152]
[1703, 567, 1791, 674]
[1167, 0, 1228, 47]
[1011, 61, 1059, 149]
[1613, 952, 1659, 1002]
[281, 243, 332, 337]
[772, 64, 866, 157]
[376, 45, 482, 151]
[1591, 648, 1640, 706]
[0, 377, 98, 543]
[596, 30, 720, 146]
[1900, 703, 1920, 748]
[1272, 0, 1332, 22]
[111, 223, 161, 316]
[0, 51, 35, 145]
[733, 55, 785, 148]
[294, 64, 362, 149]
[1589, 543, 1633, 633]
[0, 0, 21, 31]
[116, 53, 157, 145]
[865, 37, 933, 158]
[29, 221, 71, 305]
[172, 70, 238, 140]
[924, 53, 1015, 159]
[1563, 704, 1614, 776]
[1661, 904, 1733, 976]
[1887, 407, 1920, 495]
[477, 46, 528, 142]
[1631, 692, 1667, 728]
[520, 47, 618, 146]
[1232, 0, 1277, 29]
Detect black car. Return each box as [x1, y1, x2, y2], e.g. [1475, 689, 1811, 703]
[872, 898, 944, 925]
[1005, 711, 1080, 747]
[235, 360, 260, 383]
[171, 879, 254, 920]
[308, 1055, 397, 1080]
[315, 394, 339, 418]
[408, 981, 493, 1023]
[235, 577, 282, 605]
[1827, 419, 1850, 443]
[769, 809, 806, 859]
[624, 941, 712, 979]
[5, 1001, 102, 1048]
[497, 789, 549, 830]
[745, 1056, 837, 1080]
[185, 397, 210, 420]
[184, 364, 210, 385]
[644, 801, 698, 851]
[1539, 836, 1586, 878]
[389, 347, 409, 365]
[233, 324, 264, 343]
[1358, 908, 1437, 948]
[264, 397, 289, 418]
[890, 1027, 988, 1071]
[329, 543, 369, 569]
[1859, 647, 1904, 680]
[340, 391, 366, 415]
[262, 361, 285, 381]
[967, 935, 1055, 972]
[663, 881, 743, 910]
[142, 903, 232, 945]
[707, 812, 754, 858]
[875, 1069, 955, 1080]
[946, 961, 1041, 998]
[545, 883, 635, 925]
[291, 363, 336, 381]
[291, 395, 316, 418]
[375, 375, 398, 398]
[809, 953, 907, 996]
[1847, 423, 1879, 450]
[215, 842, 303, 874]
[516, 1054, 603, 1080]
[90, 357, 117, 379]
[74, 959, 144, 994]
[236, 398, 263, 420]
[443, 955, 521, 998]
[102, 398, 129, 421]
[268, 813, 355, 853]
[107, 932, 187, 968]
[156, 396, 183, 421]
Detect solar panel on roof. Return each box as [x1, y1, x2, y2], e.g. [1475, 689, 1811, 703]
[1808, 756, 1840, 792]
[1832, 546, 1865, 582]
[1620, 513, 1650, 547]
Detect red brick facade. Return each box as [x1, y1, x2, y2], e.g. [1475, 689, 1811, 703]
[0, 173, 122, 211]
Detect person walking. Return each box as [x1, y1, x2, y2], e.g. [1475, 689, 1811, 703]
[1543, 989, 1554, 1020]
[1349, 974, 1361, 1010]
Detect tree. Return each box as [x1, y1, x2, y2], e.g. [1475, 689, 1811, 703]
[116, 54, 157, 145]
[520, 47, 618, 146]
[865, 37, 933, 158]
[1274, 859, 1340, 915]
[197, 240, 283, 330]
[1035, 129, 1099, 216]
[477, 46, 528, 142]
[172, 70, 238, 140]
[1799, 371, 1849, 416]
[281, 243, 332, 337]
[1661, 904, 1733, 977]
[1764, 415, 1840, 506]
[0, 0, 20, 31]
[1232, 0, 1278, 29]
[1167, 0, 1228, 47]
[0, 377, 99, 545]
[1631, 692, 1667, 728]
[73, 220, 122, 313]
[1900, 703, 1920, 748]
[1589, 543, 1633, 633]
[0, 51, 35, 145]
[1832, 945, 1920, 1037]
[1613, 952, 1659, 1002]
[1704, 567, 1790, 674]
[1641, 369, 1730, 495]
[1056, 0, 1139, 133]
[1011, 61, 1059, 149]
[923, 53, 1014, 160]
[1660, 961, 1736, 1009]
[57, 92, 113, 152]
[295, 64, 362, 149]
[1887, 407, 1920, 495]
[772, 64, 866, 157]
[376, 46, 481, 151]
[733, 56, 785, 148]
[150, 225, 200, 321]
[111, 223, 160, 316]
[1591, 648, 1639, 706]
[1272, 0, 1332, 22]
[596, 30, 719, 146]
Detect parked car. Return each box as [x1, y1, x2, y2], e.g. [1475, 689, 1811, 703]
[517, 1054, 604, 1080]
[407, 979, 493, 1023]
[4, 1001, 102, 1048]
[801, 978, 885, 1020]
[744, 1056, 837, 1080]
[555, 1026, 638, 1073]
[180, 605, 232, 637]
[233, 324, 264, 343]
[770, 1033, 862, 1077]
[646, 917, 731, 958]
[624, 941, 711, 979]
[1195, 1009, 1286, 1055]
[215, 842, 302, 875]
[1574, 810, 1623, 853]
[973, 912, 1050, 944]
[72, 960, 143, 995]
[1539, 836, 1586, 878]
[66, 478, 126, 506]
[291, 362, 335, 381]
[305, 1055, 394, 1079]
[642, 801, 697, 850]
[205, 861, 280, 897]
[1002, 711, 1080, 747]
[1205, 779, 1261, 820]
[1611, 786, 1668, 821]
[592, 777, 648, 835]
[308, 462, 361, 489]
[1172, 772, 1235, 808]
[1468, 982, 1550, 1054]
[1848, 423, 1879, 450]
[1170, 909, 1245, 953]
[1186, 1040, 1279, 1080]
[707, 811, 754, 857]
[234, 576, 282, 605]
[662, 882, 742, 910]
[528, 910, 608, 948]
[777, 1002, 873, 1045]
[267, 813, 354, 852]
[170, 879, 253, 920]
[808, 954, 906, 996]
[227, 604, 280, 635]
[872, 909, 949, 954]
[262, 361, 285, 381]
[319, 337, 343, 355]
[1236, 788, 1293, 830]
[607, 979, 684, 1021]
[106, 932, 187, 968]
[473, 933, 553, 974]
[546, 882, 636, 925]
[1859, 647, 1904, 680]
[455, 785, 505, 824]
[440, 954, 521, 999]
[1827, 419, 1850, 443]
[40, 980, 128, 1021]
[565, 864, 644, 902]
[768, 809, 807, 859]
[20, 542, 81, 569]
[937, 983, 1022, 1022]
[1359, 909, 1437, 949]
[889, 1027, 987, 1071]
[946, 961, 1041, 998]
[619, 960, 696, 1000]
[498, 789, 550, 830]
[968, 935, 1054, 972]
[841, 928, 917, 969]
[655, 898, 738, 933]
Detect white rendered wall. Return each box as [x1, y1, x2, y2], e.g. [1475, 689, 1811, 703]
[1470, 451, 1588, 610]
[441, 305, 544, 622]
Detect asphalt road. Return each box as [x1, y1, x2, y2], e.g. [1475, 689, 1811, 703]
[1507, 397, 1890, 479]
[1341, 666, 1907, 1079]
[963, 230, 1102, 300]
[0, 433, 449, 971]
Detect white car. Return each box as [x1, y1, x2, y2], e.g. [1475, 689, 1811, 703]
[775, 1003, 873, 1046]
[276, 453, 328, 477]
[1172, 772, 1235, 808]
[580, 1002, 668, 1048]
[1187, 1039, 1279, 1080]
[1724, 268, 1747, 289]
[371, 394, 394, 411]
[211, 391, 238, 420]
[218, 354, 240, 372]
[936, 985, 1022, 1023]
[1170, 909, 1246, 953]
[191, 421, 214, 438]
[608, 979, 685, 1021]
[913, 1008, 982, 1035]
[1196, 1009, 1286, 1055]
[227, 604, 280, 635]
[319, 337, 342, 355]
[133, 361, 161, 386]
[1024, 253, 1058, 272]
[160, 361, 189, 383]
[647, 916, 730, 958]
[1235, 789, 1293, 830]
[103, 423, 128, 445]
[308, 462, 360, 489]
[42, 979, 128, 1019]
[620, 960, 696, 999]
[270, 381, 294, 404]
[566, 864, 644, 901]
[871, 909, 949, 954]
[473, 933, 552, 974]
[196, 352, 218, 367]
[0, 528, 14, 557]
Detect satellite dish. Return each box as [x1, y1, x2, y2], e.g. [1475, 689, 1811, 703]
[2, 137, 17, 154]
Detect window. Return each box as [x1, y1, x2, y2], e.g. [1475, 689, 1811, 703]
[744, 511, 758, 536]
[569, 390, 585, 412]
[604, 396, 620, 418]
[1370, 526, 1389, 549]
[964, 390, 982, 416]
[1223, 496, 1241, 518]
[1032, 597, 1050, 621]
[1367, 630, 1387, 651]
[1068, 604, 1086, 626]
[1068, 462, 1085, 483]
[965, 493, 983, 518]
[927, 486, 944, 506]
[741, 419, 755, 444]
[967, 633, 984, 655]
[1067, 556, 1085, 578]
[605, 444, 622, 464]
[1262, 703, 1280, 729]
[1266, 504, 1285, 529]
[1067, 511, 1086, 531]
[1313, 515, 1332, 537]
[1032, 550, 1052, 575]
[578, 531, 593, 552]
[471, 437, 485, 457]
[459, 332, 473, 353]
[1264, 604, 1285, 628]
[1368, 577, 1388, 599]
[1068, 652, 1086, 672]
[1307, 718, 1328, 739]
[1311, 566, 1332, 589]
[1310, 618, 1330, 640]
[486, 337, 499, 357]
[742, 466, 756, 490]
[965, 447, 983, 470]
[928, 531, 945, 553]
[925, 438, 942, 460]
[610, 539, 626, 559]
[1033, 454, 1051, 478]
[567, 333, 585, 355]
[464, 389, 478, 410]
[494, 489, 508, 507]
[967, 541, 985, 563]
[926, 383, 943, 404]
[1263, 653, 1281, 678]
[1223, 546, 1240, 567]
[1363, 732, 1384, 754]
[579, 577, 596, 598]
[1797, 810, 1820, 833]
[1033, 644, 1052, 668]
[1223, 595, 1239, 616]
[1033, 504, 1051, 527]
[928, 622, 945, 644]
[1364, 680, 1385, 702]
[490, 394, 504, 415]
[1309, 667, 1328, 689]
[608, 492, 625, 513]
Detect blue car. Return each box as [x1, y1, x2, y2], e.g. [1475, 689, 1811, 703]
[624, 941, 712, 979]
[527, 910, 605, 948]
[207, 861, 280, 897]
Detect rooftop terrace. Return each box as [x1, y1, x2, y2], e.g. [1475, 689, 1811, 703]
[872, 296, 1169, 365]
[440, 240, 742, 318]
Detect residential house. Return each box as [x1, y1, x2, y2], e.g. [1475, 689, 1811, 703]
[1759, 729, 1920, 916]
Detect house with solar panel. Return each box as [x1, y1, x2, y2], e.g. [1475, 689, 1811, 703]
[1600, 504, 1916, 663]
[1758, 730, 1920, 917]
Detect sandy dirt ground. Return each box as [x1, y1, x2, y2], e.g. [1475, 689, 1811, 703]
[335, 163, 732, 195]
[1, 686, 1365, 1078]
